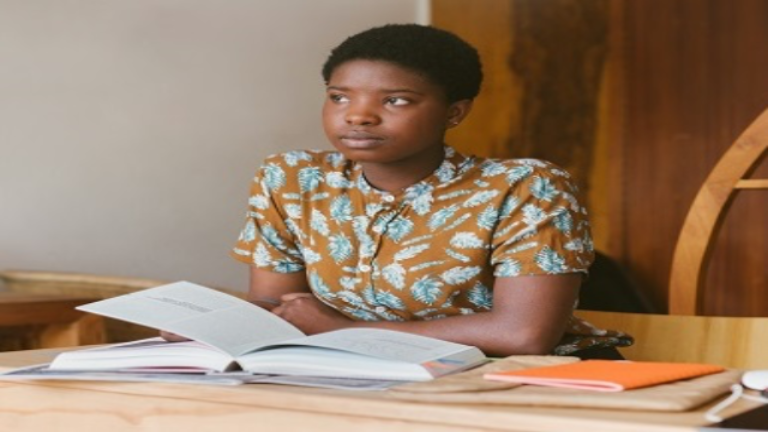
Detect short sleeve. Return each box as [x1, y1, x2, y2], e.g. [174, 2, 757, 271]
[231, 156, 306, 273]
[490, 160, 594, 277]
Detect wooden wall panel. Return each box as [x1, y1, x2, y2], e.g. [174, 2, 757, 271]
[435, 0, 609, 191]
[433, 0, 614, 250]
[432, 0, 768, 315]
[434, 0, 520, 160]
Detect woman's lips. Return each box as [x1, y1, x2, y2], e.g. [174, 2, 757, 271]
[339, 131, 385, 149]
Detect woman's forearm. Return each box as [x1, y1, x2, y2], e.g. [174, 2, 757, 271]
[343, 311, 568, 357]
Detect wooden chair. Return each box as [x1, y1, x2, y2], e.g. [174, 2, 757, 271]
[0, 270, 243, 345]
[577, 109, 768, 369]
[669, 108, 768, 315]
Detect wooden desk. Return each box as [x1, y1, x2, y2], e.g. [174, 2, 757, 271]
[0, 293, 104, 349]
[0, 349, 760, 432]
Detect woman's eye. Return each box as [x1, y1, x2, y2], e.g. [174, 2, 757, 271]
[385, 97, 409, 106]
[329, 94, 349, 103]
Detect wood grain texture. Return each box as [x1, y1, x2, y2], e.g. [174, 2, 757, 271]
[620, 0, 768, 314]
[434, 0, 609, 199]
[0, 384, 482, 432]
[432, 0, 520, 160]
[0, 293, 105, 350]
[0, 270, 243, 343]
[669, 109, 768, 315]
[0, 293, 95, 326]
[507, 0, 608, 192]
[576, 310, 768, 369]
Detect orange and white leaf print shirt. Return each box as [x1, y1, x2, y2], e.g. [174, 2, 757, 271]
[232, 146, 633, 355]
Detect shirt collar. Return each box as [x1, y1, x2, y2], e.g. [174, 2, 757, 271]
[350, 145, 475, 202]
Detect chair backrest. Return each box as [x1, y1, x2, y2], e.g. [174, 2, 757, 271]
[576, 310, 768, 369]
[578, 109, 768, 368]
[668, 109, 768, 315]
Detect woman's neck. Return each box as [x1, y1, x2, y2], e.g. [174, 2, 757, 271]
[360, 147, 446, 194]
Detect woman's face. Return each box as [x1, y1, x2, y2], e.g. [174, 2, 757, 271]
[322, 60, 469, 170]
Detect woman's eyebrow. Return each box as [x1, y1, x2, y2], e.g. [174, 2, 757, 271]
[381, 88, 424, 95]
[325, 85, 423, 95]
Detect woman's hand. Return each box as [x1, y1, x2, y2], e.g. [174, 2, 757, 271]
[272, 293, 353, 334]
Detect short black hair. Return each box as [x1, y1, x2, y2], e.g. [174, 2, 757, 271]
[321, 24, 483, 103]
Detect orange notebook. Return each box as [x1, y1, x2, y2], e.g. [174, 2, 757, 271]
[483, 360, 725, 392]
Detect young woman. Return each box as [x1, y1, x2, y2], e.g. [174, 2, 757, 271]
[230, 24, 631, 358]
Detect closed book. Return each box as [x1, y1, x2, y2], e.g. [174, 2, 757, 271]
[484, 360, 725, 392]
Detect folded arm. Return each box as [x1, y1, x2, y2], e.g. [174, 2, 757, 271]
[246, 266, 312, 310]
[272, 273, 580, 357]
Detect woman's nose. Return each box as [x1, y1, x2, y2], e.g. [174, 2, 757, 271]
[345, 102, 380, 126]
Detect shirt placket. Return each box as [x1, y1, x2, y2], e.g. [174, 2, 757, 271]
[359, 192, 400, 287]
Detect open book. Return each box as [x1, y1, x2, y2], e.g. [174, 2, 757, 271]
[44, 282, 487, 382]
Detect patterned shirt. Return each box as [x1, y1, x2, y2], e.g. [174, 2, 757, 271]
[232, 146, 632, 354]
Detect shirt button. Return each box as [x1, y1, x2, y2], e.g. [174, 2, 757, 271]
[359, 264, 372, 272]
[383, 195, 395, 203]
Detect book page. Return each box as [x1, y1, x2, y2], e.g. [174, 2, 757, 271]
[1, 364, 403, 390]
[246, 329, 486, 379]
[237, 346, 433, 381]
[0, 364, 246, 386]
[47, 338, 237, 371]
[243, 374, 403, 391]
[276, 328, 480, 363]
[77, 282, 304, 357]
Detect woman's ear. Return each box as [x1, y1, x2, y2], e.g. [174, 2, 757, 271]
[446, 99, 474, 129]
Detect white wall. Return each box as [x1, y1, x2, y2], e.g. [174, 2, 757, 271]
[0, 0, 426, 290]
